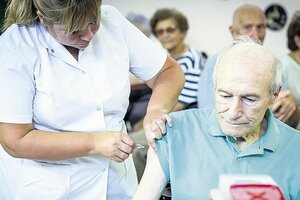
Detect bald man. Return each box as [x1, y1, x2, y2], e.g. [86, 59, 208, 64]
[134, 37, 300, 199]
[197, 4, 299, 128]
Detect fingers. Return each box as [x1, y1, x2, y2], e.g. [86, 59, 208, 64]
[273, 99, 297, 122]
[120, 133, 135, 148]
[143, 113, 172, 152]
[279, 90, 290, 98]
[162, 114, 173, 127]
[151, 114, 172, 139]
[119, 133, 135, 154]
[104, 132, 135, 162]
[152, 120, 164, 139]
[142, 123, 157, 151]
[272, 101, 281, 113]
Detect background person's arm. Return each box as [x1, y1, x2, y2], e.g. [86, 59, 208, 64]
[133, 147, 167, 200]
[272, 90, 299, 128]
[144, 56, 184, 150]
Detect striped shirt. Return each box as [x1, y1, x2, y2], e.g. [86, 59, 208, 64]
[176, 47, 206, 105]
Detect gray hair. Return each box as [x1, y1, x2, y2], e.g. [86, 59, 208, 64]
[212, 35, 282, 95]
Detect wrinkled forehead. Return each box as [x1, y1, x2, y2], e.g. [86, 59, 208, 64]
[217, 43, 274, 75]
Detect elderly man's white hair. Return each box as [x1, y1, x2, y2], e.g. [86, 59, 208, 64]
[212, 35, 282, 95]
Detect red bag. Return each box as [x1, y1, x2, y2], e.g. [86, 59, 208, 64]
[230, 184, 285, 200]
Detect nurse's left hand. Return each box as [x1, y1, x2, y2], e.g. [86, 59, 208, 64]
[143, 110, 172, 152]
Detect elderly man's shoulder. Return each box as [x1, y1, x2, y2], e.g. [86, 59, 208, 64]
[170, 107, 215, 123]
[276, 117, 300, 136]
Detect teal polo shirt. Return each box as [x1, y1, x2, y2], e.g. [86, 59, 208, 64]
[156, 108, 300, 200]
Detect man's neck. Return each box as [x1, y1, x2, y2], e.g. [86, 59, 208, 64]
[236, 118, 267, 150]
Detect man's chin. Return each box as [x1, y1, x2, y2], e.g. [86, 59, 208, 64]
[221, 125, 247, 137]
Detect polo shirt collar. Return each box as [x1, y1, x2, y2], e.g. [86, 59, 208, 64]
[207, 108, 279, 152]
[260, 109, 280, 152]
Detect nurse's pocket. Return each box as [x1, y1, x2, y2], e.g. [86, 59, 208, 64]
[17, 160, 71, 199]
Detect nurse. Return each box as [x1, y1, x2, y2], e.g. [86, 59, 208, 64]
[0, 0, 184, 199]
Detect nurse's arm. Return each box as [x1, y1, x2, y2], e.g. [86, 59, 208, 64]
[0, 123, 135, 161]
[144, 56, 184, 150]
[133, 147, 167, 200]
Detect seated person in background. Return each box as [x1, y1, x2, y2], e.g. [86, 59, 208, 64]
[279, 10, 300, 130]
[150, 8, 206, 111]
[134, 37, 300, 200]
[197, 4, 299, 129]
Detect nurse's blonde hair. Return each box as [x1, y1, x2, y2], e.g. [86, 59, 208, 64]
[2, 0, 101, 34]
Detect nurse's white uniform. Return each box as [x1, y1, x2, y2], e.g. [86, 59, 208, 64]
[0, 5, 167, 200]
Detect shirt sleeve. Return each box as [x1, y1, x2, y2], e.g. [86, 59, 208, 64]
[118, 8, 167, 81]
[156, 125, 172, 181]
[0, 48, 35, 123]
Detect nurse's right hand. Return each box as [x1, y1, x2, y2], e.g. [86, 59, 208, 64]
[93, 132, 135, 162]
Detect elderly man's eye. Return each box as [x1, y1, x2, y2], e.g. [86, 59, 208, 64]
[220, 94, 232, 99]
[243, 24, 253, 31]
[243, 97, 256, 103]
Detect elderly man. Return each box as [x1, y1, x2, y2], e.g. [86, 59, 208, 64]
[197, 4, 299, 128]
[134, 38, 300, 199]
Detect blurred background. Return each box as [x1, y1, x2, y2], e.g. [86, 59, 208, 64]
[1, 0, 298, 58]
[102, 0, 299, 58]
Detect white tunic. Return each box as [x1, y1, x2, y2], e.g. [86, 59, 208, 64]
[0, 5, 167, 200]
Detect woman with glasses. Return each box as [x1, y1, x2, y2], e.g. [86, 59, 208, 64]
[0, 0, 184, 199]
[150, 8, 207, 111]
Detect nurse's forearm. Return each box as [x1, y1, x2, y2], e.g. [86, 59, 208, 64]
[146, 56, 184, 113]
[0, 123, 131, 161]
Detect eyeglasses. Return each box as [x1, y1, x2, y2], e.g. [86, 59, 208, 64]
[155, 25, 177, 36]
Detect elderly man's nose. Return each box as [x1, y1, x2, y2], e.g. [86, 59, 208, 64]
[248, 27, 260, 40]
[227, 99, 243, 120]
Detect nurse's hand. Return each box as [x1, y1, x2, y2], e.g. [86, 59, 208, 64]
[143, 111, 172, 152]
[94, 132, 135, 162]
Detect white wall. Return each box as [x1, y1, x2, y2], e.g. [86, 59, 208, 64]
[103, 0, 300, 58]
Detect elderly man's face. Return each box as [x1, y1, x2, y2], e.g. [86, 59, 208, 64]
[232, 9, 266, 43]
[215, 58, 274, 138]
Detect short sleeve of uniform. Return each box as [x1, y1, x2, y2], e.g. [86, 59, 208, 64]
[103, 5, 167, 81]
[0, 32, 36, 123]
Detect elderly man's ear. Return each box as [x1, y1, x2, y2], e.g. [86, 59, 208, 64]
[229, 25, 238, 37]
[273, 86, 282, 100]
